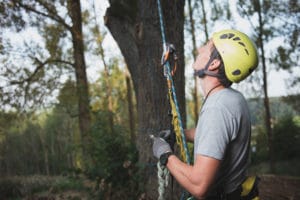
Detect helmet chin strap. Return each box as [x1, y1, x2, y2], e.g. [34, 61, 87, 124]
[194, 68, 206, 78]
[194, 69, 220, 78]
[194, 48, 220, 78]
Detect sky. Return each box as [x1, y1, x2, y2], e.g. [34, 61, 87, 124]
[2, 0, 298, 99]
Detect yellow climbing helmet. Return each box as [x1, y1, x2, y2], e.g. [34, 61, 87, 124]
[212, 29, 259, 83]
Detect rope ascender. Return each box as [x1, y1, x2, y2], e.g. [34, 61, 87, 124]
[156, 0, 191, 199]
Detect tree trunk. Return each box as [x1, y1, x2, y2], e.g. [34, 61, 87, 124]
[105, 0, 186, 199]
[38, 132, 50, 175]
[91, 2, 114, 133]
[188, 0, 199, 126]
[199, 0, 209, 41]
[125, 70, 136, 143]
[68, 0, 91, 167]
[256, 0, 274, 172]
[103, 59, 114, 133]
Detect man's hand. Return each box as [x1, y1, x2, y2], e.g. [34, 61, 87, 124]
[152, 136, 172, 159]
[159, 129, 175, 150]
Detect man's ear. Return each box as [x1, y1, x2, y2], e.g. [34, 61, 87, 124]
[208, 59, 221, 71]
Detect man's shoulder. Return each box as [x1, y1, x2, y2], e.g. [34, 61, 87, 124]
[218, 88, 246, 103]
[204, 88, 248, 116]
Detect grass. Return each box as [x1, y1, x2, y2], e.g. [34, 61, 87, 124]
[51, 177, 85, 192]
[0, 175, 91, 199]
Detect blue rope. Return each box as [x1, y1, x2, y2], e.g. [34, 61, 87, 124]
[156, 1, 192, 199]
[157, 0, 167, 50]
[156, 0, 191, 165]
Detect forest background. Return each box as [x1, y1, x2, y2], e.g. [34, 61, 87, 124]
[0, 0, 299, 199]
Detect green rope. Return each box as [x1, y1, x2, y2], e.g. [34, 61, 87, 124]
[157, 162, 170, 200]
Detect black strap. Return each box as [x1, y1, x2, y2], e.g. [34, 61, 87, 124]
[226, 186, 242, 200]
[205, 186, 242, 200]
[194, 48, 221, 78]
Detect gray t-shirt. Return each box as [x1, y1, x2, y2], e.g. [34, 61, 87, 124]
[194, 87, 251, 194]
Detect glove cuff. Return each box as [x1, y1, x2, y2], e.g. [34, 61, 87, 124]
[159, 152, 173, 166]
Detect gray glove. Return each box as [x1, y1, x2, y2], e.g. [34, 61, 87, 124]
[159, 130, 171, 139]
[152, 136, 172, 159]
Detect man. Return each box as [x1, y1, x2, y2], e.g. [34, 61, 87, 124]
[152, 29, 259, 199]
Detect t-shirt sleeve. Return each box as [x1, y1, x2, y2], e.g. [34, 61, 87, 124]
[195, 106, 236, 160]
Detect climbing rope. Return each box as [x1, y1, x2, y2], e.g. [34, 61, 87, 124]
[156, 0, 191, 199]
[157, 0, 191, 166]
[157, 162, 170, 200]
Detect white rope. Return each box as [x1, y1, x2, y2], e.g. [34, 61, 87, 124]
[157, 162, 170, 200]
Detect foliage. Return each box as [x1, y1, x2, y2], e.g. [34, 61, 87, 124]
[0, 62, 139, 197]
[0, 175, 88, 199]
[0, 0, 74, 111]
[247, 96, 300, 166]
[237, 0, 300, 90]
[0, 114, 45, 175]
[251, 114, 300, 165]
[251, 124, 269, 164]
[87, 110, 138, 192]
[248, 97, 299, 126]
[282, 94, 300, 113]
[51, 177, 84, 193]
[273, 115, 300, 160]
[0, 0, 26, 32]
[90, 59, 133, 126]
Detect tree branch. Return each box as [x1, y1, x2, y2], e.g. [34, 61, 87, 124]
[16, 1, 72, 31]
[10, 58, 74, 85]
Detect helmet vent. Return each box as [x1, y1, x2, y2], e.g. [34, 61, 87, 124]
[238, 42, 249, 55]
[220, 34, 249, 56]
[228, 33, 235, 39]
[232, 69, 241, 75]
[238, 42, 245, 47]
[220, 34, 228, 39]
[220, 33, 235, 39]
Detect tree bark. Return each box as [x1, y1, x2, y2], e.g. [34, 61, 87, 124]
[105, 0, 185, 199]
[125, 70, 136, 143]
[68, 0, 91, 167]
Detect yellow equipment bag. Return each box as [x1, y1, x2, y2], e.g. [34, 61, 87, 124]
[241, 176, 260, 200]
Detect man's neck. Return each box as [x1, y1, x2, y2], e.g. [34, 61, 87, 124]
[203, 81, 225, 97]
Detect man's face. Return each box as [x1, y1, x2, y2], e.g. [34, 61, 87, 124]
[193, 40, 215, 71]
